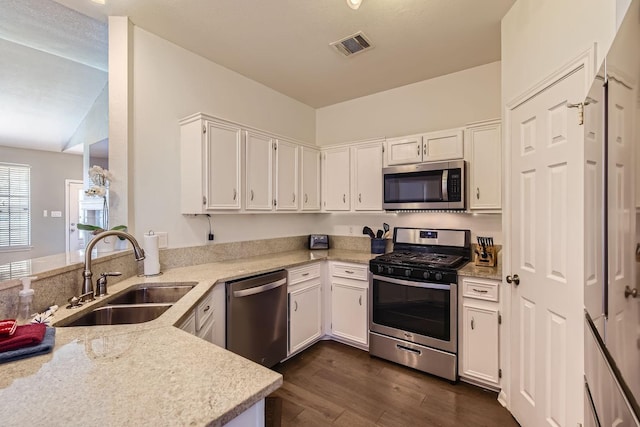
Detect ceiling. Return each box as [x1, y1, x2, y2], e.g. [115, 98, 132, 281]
[54, 0, 515, 108]
[1, 0, 514, 153]
[0, 0, 108, 153]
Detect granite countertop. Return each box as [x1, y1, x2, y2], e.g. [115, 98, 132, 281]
[0, 248, 374, 426]
[458, 250, 503, 281]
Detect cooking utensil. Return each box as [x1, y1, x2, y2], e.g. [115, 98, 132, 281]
[362, 226, 375, 239]
[376, 229, 384, 238]
[383, 223, 390, 238]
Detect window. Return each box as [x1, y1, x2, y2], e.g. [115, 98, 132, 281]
[0, 163, 31, 249]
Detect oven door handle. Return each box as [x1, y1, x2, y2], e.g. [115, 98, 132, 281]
[372, 275, 451, 290]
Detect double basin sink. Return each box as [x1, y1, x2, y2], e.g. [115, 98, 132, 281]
[61, 282, 197, 327]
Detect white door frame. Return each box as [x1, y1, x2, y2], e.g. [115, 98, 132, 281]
[502, 47, 596, 414]
[65, 179, 84, 253]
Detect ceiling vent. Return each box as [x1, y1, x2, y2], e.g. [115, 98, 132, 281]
[330, 31, 373, 57]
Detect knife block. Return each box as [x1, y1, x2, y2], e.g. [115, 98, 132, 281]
[474, 247, 497, 267]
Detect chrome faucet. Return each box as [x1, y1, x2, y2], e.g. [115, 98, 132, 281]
[82, 230, 145, 300]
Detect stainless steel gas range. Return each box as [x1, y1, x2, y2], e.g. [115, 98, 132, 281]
[368, 227, 471, 381]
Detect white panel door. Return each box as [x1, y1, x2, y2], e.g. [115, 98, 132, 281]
[385, 135, 423, 166]
[468, 121, 502, 210]
[605, 78, 640, 398]
[245, 131, 273, 210]
[274, 140, 298, 211]
[300, 146, 321, 211]
[205, 121, 242, 209]
[66, 180, 84, 252]
[331, 282, 367, 346]
[509, 65, 585, 427]
[462, 303, 500, 386]
[423, 128, 464, 161]
[289, 281, 322, 354]
[353, 142, 383, 211]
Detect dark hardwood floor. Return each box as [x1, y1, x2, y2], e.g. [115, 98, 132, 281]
[268, 340, 519, 426]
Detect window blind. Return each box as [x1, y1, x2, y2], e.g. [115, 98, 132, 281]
[0, 163, 31, 249]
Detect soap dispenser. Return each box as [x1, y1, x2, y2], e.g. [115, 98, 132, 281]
[17, 276, 37, 323]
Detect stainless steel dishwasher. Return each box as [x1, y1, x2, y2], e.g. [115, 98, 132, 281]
[226, 269, 287, 367]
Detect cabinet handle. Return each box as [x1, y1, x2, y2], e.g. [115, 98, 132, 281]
[423, 143, 426, 156]
[304, 193, 308, 203]
[343, 194, 346, 203]
[233, 189, 237, 201]
[476, 187, 480, 200]
[251, 190, 254, 201]
[345, 270, 354, 274]
[471, 318, 475, 330]
[472, 288, 488, 294]
[293, 193, 296, 203]
[294, 301, 298, 312]
[417, 144, 421, 155]
[359, 193, 362, 203]
[359, 295, 362, 306]
[202, 196, 207, 205]
[302, 272, 309, 277]
[203, 305, 210, 312]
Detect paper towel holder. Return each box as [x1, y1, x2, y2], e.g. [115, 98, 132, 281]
[140, 230, 163, 277]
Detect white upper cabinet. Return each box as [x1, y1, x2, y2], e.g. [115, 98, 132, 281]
[245, 131, 273, 210]
[300, 146, 321, 211]
[322, 147, 351, 211]
[353, 142, 383, 211]
[466, 119, 502, 211]
[385, 134, 423, 166]
[274, 140, 299, 211]
[385, 128, 463, 166]
[180, 114, 242, 213]
[423, 128, 464, 161]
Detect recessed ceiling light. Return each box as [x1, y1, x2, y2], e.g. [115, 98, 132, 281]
[346, 0, 362, 10]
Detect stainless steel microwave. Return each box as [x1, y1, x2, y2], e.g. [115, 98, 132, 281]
[382, 160, 465, 210]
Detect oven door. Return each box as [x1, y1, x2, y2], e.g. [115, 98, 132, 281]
[370, 274, 457, 353]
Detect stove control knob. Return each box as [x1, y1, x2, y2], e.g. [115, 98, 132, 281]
[435, 272, 443, 281]
[377, 265, 384, 274]
[387, 267, 394, 275]
[423, 271, 430, 279]
[404, 269, 412, 277]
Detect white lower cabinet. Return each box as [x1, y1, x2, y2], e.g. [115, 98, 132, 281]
[329, 262, 369, 348]
[287, 263, 322, 355]
[179, 283, 225, 348]
[459, 277, 501, 389]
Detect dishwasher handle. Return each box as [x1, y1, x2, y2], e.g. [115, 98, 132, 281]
[232, 278, 287, 298]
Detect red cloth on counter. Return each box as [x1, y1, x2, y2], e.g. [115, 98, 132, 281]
[0, 319, 17, 336]
[0, 323, 46, 352]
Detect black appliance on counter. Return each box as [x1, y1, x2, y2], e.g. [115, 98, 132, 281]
[369, 227, 470, 381]
[583, 1, 640, 424]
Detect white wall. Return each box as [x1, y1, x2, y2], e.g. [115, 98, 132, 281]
[0, 146, 82, 264]
[131, 27, 317, 247]
[501, 0, 618, 105]
[316, 61, 501, 145]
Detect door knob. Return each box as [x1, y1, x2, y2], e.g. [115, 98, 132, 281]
[506, 274, 520, 285]
[625, 286, 638, 299]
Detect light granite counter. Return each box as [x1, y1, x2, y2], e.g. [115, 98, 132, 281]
[458, 251, 503, 281]
[0, 249, 374, 426]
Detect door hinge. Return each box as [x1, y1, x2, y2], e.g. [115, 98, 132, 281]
[273, 199, 277, 207]
[498, 312, 502, 325]
[382, 144, 385, 153]
[274, 142, 277, 151]
[567, 102, 589, 125]
[202, 196, 207, 205]
[499, 368, 502, 378]
[202, 125, 206, 134]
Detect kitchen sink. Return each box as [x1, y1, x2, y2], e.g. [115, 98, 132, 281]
[107, 282, 198, 305]
[63, 304, 172, 327]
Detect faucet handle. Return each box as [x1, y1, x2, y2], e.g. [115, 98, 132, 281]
[102, 272, 122, 278]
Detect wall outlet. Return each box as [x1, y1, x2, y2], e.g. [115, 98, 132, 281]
[51, 211, 62, 218]
[155, 232, 168, 248]
[43, 210, 47, 217]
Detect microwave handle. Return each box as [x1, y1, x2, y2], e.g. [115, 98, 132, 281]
[441, 169, 448, 201]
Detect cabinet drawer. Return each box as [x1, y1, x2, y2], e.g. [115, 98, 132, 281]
[288, 262, 321, 286]
[332, 263, 368, 281]
[195, 290, 215, 331]
[462, 277, 499, 302]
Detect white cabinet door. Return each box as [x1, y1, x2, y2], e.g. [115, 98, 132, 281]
[467, 120, 502, 210]
[289, 281, 322, 354]
[245, 131, 273, 210]
[386, 135, 423, 166]
[179, 312, 196, 335]
[422, 128, 464, 162]
[274, 140, 298, 211]
[461, 303, 500, 387]
[300, 146, 321, 211]
[205, 120, 242, 209]
[197, 316, 216, 344]
[322, 147, 350, 211]
[331, 282, 367, 346]
[353, 142, 383, 211]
